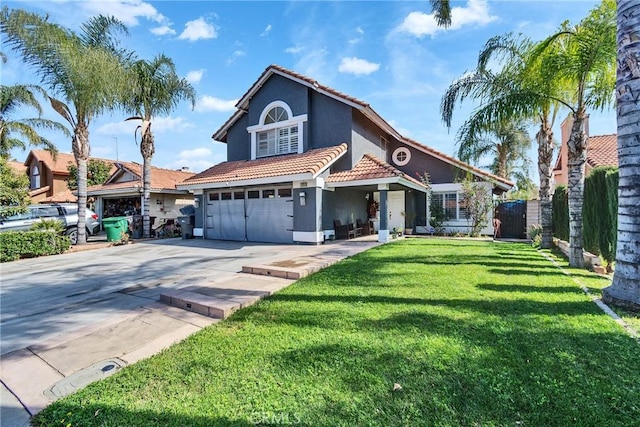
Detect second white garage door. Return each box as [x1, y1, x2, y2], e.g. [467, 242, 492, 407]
[205, 187, 293, 243]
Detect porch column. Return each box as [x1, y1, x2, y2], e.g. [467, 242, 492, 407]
[378, 184, 390, 242]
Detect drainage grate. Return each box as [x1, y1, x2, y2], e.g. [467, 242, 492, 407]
[44, 358, 126, 400]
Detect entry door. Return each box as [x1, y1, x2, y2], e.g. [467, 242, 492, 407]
[387, 191, 405, 231]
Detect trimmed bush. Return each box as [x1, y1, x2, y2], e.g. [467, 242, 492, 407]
[552, 185, 569, 241]
[0, 231, 71, 262]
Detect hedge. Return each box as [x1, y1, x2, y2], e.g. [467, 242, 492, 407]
[0, 231, 71, 262]
[553, 168, 619, 269]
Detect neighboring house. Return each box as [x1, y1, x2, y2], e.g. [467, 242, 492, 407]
[177, 65, 513, 244]
[552, 115, 618, 189]
[23, 150, 118, 203]
[87, 162, 196, 229]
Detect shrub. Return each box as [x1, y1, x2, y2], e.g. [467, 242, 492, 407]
[30, 219, 65, 233]
[0, 231, 71, 262]
[529, 223, 543, 247]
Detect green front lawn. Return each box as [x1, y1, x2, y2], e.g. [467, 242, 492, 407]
[35, 239, 639, 427]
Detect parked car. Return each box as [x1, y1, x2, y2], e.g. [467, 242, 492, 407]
[0, 203, 100, 244]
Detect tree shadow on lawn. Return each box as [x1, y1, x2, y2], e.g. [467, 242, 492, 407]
[33, 402, 257, 427]
[266, 293, 599, 317]
[476, 283, 583, 294]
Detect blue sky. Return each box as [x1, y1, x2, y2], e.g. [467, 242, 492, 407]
[3, 0, 615, 177]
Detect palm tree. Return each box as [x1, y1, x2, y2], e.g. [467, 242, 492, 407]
[455, 120, 532, 181]
[122, 54, 196, 238]
[602, 0, 640, 310]
[1, 7, 130, 244]
[430, 0, 451, 27]
[441, 33, 562, 249]
[0, 83, 70, 157]
[533, 0, 616, 267]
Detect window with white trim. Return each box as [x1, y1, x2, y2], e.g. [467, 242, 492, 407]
[248, 101, 307, 159]
[432, 192, 468, 220]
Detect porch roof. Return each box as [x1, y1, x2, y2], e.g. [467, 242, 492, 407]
[327, 154, 428, 193]
[178, 143, 348, 190]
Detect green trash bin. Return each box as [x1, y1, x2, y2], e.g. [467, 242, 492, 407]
[102, 216, 128, 242]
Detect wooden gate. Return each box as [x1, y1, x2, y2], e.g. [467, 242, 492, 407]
[496, 200, 527, 239]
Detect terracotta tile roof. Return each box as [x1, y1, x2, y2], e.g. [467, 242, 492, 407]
[587, 134, 617, 168]
[25, 150, 119, 175]
[181, 144, 348, 186]
[8, 161, 26, 175]
[402, 137, 514, 189]
[87, 163, 195, 193]
[328, 154, 426, 189]
[40, 189, 77, 203]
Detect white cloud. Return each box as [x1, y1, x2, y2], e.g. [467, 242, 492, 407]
[80, 0, 167, 27]
[151, 116, 195, 133]
[285, 46, 304, 54]
[164, 147, 217, 173]
[338, 57, 380, 76]
[186, 69, 206, 84]
[397, 0, 496, 37]
[96, 117, 194, 136]
[150, 25, 176, 36]
[195, 95, 237, 113]
[178, 17, 217, 42]
[96, 120, 138, 136]
[260, 24, 272, 37]
[349, 26, 364, 44]
[225, 50, 246, 66]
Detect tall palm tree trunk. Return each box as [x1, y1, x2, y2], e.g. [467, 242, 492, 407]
[566, 110, 588, 267]
[141, 129, 154, 238]
[72, 124, 89, 245]
[537, 121, 555, 249]
[603, 0, 640, 310]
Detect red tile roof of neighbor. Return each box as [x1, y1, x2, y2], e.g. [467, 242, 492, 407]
[587, 134, 618, 168]
[87, 163, 195, 193]
[8, 161, 26, 175]
[327, 154, 426, 188]
[25, 150, 119, 175]
[40, 189, 77, 203]
[182, 144, 348, 186]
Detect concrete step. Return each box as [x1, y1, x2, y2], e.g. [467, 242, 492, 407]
[242, 257, 335, 280]
[160, 290, 240, 319]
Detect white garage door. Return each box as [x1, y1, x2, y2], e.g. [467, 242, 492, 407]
[205, 187, 293, 243]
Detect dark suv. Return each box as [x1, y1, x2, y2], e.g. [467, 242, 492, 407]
[0, 203, 100, 244]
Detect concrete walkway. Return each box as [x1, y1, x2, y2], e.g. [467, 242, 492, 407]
[0, 236, 380, 426]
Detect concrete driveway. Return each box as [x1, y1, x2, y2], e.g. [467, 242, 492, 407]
[1, 237, 380, 426]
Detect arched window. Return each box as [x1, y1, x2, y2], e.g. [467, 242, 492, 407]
[264, 106, 288, 124]
[30, 165, 40, 189]
[247, 101, 307, 159]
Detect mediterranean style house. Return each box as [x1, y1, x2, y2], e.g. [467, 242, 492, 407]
[552, 115, 618, 189]
[86, 162, 195, 229]
[177, 65, 513, 244]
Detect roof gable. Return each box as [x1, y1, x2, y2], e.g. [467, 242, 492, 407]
[87, 163, 195, 193]
[212, 64, 512, 190]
